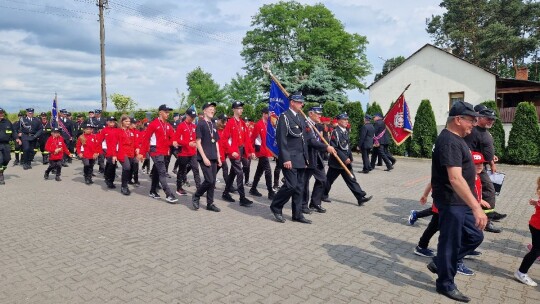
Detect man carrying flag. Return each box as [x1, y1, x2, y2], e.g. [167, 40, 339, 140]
[383, 91, 413, 149]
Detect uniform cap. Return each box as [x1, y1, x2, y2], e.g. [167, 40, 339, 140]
[217, 114, 228, 121]
[364, 114, 372, 120]
[473, 104, 488, 113]
[40, 112, 47, 117]
[0, 108, 5, 113]
[374, 113, 383, 118]
[59, 109, 67, 113]
[232, 100, 244, 109]
[95, 109, 102, 114]
[185, 108, 197, 118]
[309, 106, 323, 113]
[472, 151, 485, 164]
[83, 123, 95, 129]
[261, 107, 269, 114]
[26, 108, 35, 113]
[336, 112, 349, 120]
[106, 116, 117, 121]
[449, 101, 480, 117]
[289, 92, 304, 103]
[173, 112, 179, 117]
[88, 110, 95, 114]
[158, 104, 173, 111]
[202, 102, 217, 110]
[76, 114, 83, 118]
[51, 127, 61, 133]
[479, 108, 497, 119]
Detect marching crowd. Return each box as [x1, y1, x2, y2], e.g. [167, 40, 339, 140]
[0, 95, 539, 301]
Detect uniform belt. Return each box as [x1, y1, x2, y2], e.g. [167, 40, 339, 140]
[150, 145, 156, 148]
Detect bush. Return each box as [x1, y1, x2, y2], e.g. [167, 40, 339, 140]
[323, 101, 341, 119]
[409, 99, 438, 158]
[242, 104, 255, 121]
[302, 102, 320, 116]
[506, 102, 540, 165]
[254, 102, 269, 121]
[343, 101, 364, 151]
[366, 101, 383, 116]
[215, 104, 228, 118]
[480, 100, 505, 161]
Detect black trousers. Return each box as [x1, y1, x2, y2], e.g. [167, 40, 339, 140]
[382, 145, 395, 164]
[131, 161, 139, 183]
[418, 213, 439, 249]
[273, 161, 282, 188]
[224, 153, 246, 198]
[519, 225, 540, 274]
[0, 143, 11, 169]
[270, 167, 305, 219]
[14, 140, 21, 161]
[479, 170, 496, 209]
[82, 158, 95, 179]
[361, 148, 371, 171]
[303, 165, 327, 208]
[150, 154, 173, 196]
[104, 157, 117, 183]
[194, 160, 217, 206]
[417, 207, 434, 219]
[324, 165, 367, 202]
[370, 145, 392, 169]
[45, 160, 62, 176]
[242, 157, 251, 182]
[97, 152, 105, 171]
[22, 138, 36, 165]
[216, 159, 229, 182]
[251, 157, 272, 191]
[176, 155, 201, 190]
[120, 156, 136, 187]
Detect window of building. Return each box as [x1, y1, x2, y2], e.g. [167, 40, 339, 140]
[449, 92, 465, 109]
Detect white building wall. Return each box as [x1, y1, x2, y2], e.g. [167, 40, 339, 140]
[369, 46, 497, 127]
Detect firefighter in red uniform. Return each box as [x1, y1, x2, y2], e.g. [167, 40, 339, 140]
[137, 104, 179, 204]
[248, 107, 275, 200]
[221, 101, 255, 206]
[76, 123, 101, 185]
[116, 115, 137, 196]
[44, 128, 72, 181]
[175, 108, 201, 196]
[97, 117, 120, 189]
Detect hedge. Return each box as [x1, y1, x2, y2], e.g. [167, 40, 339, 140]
[343, 102, 364, 151]
[322, 101, 341, 119]
[506, 102, 540, 165]
[409, 99, 438, 158]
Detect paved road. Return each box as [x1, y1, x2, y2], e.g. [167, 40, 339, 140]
[1, 156, 539, 303]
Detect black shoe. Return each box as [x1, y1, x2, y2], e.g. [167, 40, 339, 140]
[384, 166, 393, 171]
[107, 182, 116, 189]
[222, 193, 236, 202]
[62, 163, 69, 167]
[268, 191, 275, 200]
[357, 195, 373, 205]
[165, 195, 179, 204]
[230, 187, 238, 193]
[149, 192, 161, 199]
[192, 195, 200, 210]
[272, 212, 285, 223]
[427, 261, 438, 274]
[391, 159, 397, 166]
[207, 204, 221, 212]
[85, 177, 91, 185]
[310, 204, 326, 213]
[436, 288, 470, 303]
[128, 180, 135, 185]
[292, 217, 312, 224]
[44, 172, 49, 180]
[55, 176, 61, 182]
[322, 196, 331, 203]
[121, 187, 131, 196]
[492, 212, 507, 221]
[360, 170, 370, 174]
[484, 221, 502, 233]
[239, 197, 253, 207]
[249, 188, 262, 197]
[92, 173, 96, 177]
[302, 207, 312, 215]
[23, 164, 29, 170]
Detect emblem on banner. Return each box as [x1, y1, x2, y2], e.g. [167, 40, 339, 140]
[394, 112, 404, 128]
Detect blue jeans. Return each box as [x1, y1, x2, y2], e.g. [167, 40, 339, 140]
[435, 204, 484, 292]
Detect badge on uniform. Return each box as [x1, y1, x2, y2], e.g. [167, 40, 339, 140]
[211, 139, 215, 143]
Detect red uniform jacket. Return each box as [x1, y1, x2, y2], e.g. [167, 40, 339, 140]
[222, 117, 253, 159]
[117, 128, 136, 161]
[140, 118, 175, 157]
[76, 133, 101, 159]
[97, 126, 120, 158]
[530, 200, 540, 230]
[251, 119, 272, 158]
[176, 121, 197, 157]
[217, 129, 227, 162]
[46, 136, 71, 161]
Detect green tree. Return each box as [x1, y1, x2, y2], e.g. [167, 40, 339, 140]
[225, 73, 263, 104]
[342, 102, 364, 150]
[242, 104, 256, 121]
[374, 56, 406, 82]
[323, 101, 340, 119]
[480, 100, 506, 160]
[242, 1, 371, 92]
[366, 101, 383, 117]
[110, 93, 137, 113]
[506, 102, 540, 164]
[409, 100, 438, 158]
[186, 67, 226, 109]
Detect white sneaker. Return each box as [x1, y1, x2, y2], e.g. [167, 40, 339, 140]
[514, 271, 538, 286]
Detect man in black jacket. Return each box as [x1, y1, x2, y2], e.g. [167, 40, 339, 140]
[0, 108, 17, 184]
[324, 113, 372, 206]
[371, 113, 394, 171]
[358, 114, 375, 173]
[301, 106, 334, 214]
[19, 108, 43, 170]
[270, 94, 334, 224]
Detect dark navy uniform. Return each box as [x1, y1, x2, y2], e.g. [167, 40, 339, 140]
[37, 113, 52, 164]
[12, 113, 23, 165]
[57, 111, 74, 165]
[0, 108, 16, 184]
[270, 94, 311, 223]
[19, 109, 43, 169]
[324, 113, 371, 206]
[370, 114, 393, 170]
[302, 107, 331, 213]
[358, 115, 375, 173]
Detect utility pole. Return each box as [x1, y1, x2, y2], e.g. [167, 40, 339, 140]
[97, 0, 108, 111]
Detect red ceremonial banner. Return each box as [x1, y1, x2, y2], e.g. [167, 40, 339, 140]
[383, 94, 413, 145]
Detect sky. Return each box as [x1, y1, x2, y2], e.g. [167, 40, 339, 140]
[0, 0, 445, 112]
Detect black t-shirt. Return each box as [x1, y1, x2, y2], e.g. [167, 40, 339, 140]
[431, 129, 477, 206]
[463, 126, 494, 162]
[196, 119, 220, 161]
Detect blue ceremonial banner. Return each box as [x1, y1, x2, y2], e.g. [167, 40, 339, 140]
[266, 79, 289, 156]
[51, 95, 58, 127]
[189, 103, 198, 124]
